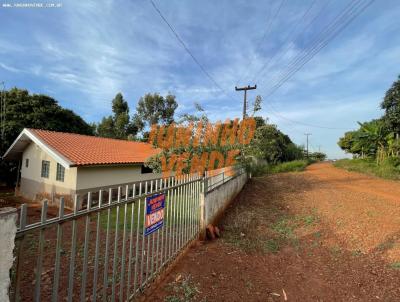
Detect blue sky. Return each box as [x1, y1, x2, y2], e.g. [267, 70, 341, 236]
[1, 0, 400, 158]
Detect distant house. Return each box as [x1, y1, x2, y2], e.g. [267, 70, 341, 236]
[3, 128, 161, 207]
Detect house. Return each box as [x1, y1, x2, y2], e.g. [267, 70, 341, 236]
[2, 128, 161, 207]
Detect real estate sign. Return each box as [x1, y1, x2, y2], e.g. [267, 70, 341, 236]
[145, 193, 165, 236]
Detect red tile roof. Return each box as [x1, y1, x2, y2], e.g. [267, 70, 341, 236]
[29, 129, 160, 166]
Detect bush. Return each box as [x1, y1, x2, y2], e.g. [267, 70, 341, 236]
[334, 158, 400, 180]
[270, 160, 309, 173]
[248, 160, 310, 176]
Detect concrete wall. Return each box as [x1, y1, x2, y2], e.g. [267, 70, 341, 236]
[20, 142, 77, 200]
[0, 208, 17, 302]
[204, 172, 247, 225]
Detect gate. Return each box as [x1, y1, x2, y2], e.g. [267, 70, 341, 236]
[10, 173, 202, 301]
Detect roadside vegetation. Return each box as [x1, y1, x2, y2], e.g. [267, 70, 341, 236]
[222, 180, 320, 254]
[333, 158, 400, 180]
[249, 160, 312, 177]
[337, 74, 400, 179]
[244, 115, 326, 177]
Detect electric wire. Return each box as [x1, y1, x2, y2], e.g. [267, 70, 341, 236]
[262, 0, 375, 99]
[149, 0, 227, 95]
[237, 0, 286, 86]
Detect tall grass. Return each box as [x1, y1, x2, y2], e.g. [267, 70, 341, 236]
[333, 158, 400, 180]
[250, 160, 310, 177]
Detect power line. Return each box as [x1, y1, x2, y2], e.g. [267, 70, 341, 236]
[254, 0, 374, 131]
[261, 0, 363, 92]
[250, 0, 319, 84]
[262, 0, 375, 99]
[149, 0, 226, 94]
[266, 102, 350, 130]
[237, 0, 287, 86]
[240, 0, 372, 131]
[252, 0, 332, 84]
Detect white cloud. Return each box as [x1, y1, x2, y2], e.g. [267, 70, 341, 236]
[0, 62, 22, 73]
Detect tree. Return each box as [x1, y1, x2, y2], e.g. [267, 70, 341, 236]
[96, 116, 115, 138]
[337, 119, 389, 162]
[247, 122, 303, 164]
[134, 93, 178, 134]
[310, 152, 327, 161]
[0, 88, 94, 185]
[253, 116, 266, 129]
[381, 75, 400, 137]
[96, 93, 138, 139]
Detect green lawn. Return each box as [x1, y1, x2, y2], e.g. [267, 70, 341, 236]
[99, 193, 198, 232]
[333, 158, 400, 180]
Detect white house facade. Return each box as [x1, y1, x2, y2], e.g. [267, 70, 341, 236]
[3, 128, 161, 208]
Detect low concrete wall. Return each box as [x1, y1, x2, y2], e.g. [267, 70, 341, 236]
[0, 208, 17, 302]
[204, 172, 247, 225]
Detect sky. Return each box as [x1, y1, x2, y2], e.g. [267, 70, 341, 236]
[1, 0, 400, 158]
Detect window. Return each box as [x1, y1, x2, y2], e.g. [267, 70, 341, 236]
[41, 160, 50, 178]
[141, 165, 153, 174]
[25, 158, 29, 168]
[56, 163, 65, 182]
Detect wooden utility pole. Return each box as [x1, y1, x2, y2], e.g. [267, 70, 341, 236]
[235, 84, 257, 120]
[305, 133, 312, 159]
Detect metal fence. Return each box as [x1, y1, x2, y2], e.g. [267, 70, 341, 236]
[10, 173, 203, 302]
[205, 166, 243, 191]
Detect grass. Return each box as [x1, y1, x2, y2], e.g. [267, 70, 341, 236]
[333, 158, 400, 180]
[223, 208, 319, 254]
[389, 262, 400, 270]
[270, 160, 311, 173]
[165, 274, 200, 302]
[250, 160, 311, 177]
[99, 194, 196, 231]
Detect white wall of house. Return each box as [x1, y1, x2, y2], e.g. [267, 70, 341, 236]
[19, 142, 77, 200]
[18, 141, 162, 203]
[76, 165, 162, 191]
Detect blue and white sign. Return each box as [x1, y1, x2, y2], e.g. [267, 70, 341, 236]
[145, 193, 165, 236]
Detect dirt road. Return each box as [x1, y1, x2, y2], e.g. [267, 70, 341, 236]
[143, 162, 400, 302]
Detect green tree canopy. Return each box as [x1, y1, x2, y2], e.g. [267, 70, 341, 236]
[0, 87, 94, 185]
[381, 75, 400, 135]
[247, 120, 304, 164]
[133, 93, 178, 133]
[96, 93, 138, 139]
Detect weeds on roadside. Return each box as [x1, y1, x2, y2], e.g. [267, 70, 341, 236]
[334, 158, 400, 180]
[377, 239, 395, 252]
[249, 160, 311, 177]
[223, 210, 319, 254]
[389, 262, 400, 270]
[165, 274, 201, 302]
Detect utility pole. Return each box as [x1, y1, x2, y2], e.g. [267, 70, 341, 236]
[318, 145, 322, 152]
[235, 84, 257, 120]
[305, 133, 312, 159]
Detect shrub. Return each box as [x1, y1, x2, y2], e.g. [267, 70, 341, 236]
[334, 158, 400, 180]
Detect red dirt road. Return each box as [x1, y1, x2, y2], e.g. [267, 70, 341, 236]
[142, 162, 400, 301]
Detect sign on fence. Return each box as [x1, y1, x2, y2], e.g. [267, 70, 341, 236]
[145, 193, 165, 236]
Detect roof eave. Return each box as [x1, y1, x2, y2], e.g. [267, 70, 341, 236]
[2, 128, 74, 168]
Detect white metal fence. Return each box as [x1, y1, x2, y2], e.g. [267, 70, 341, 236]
[9, 167, 245, 301]
[205, 166, 240, 191]
[11, 173, 202, 302]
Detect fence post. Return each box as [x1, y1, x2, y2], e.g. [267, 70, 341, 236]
[199, 177, 207, 240]
[0, 207, 18, 302]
